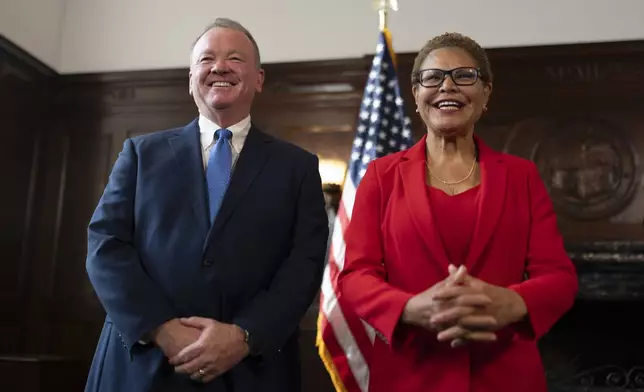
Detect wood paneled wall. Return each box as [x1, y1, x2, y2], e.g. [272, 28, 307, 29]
[2, 34, 644, 390]
[0, 36, 55, 351]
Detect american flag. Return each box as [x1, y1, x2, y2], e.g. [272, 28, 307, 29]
[316, 29, 414, 392]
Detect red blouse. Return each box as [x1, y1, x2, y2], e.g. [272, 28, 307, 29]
[427, 185, 481, 266]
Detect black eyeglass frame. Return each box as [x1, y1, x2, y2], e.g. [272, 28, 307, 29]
[414, 67, 484, 88]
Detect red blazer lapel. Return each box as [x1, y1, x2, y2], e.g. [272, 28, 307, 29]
[399, 135, 451, 271]
[465, 137, 508, 274]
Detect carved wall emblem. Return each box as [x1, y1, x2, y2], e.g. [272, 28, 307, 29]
[503, 118, 640, 220]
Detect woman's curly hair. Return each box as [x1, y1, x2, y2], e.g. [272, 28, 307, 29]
[411, 32, 493, 86]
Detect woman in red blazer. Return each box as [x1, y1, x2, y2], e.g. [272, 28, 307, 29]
[337, 32, 578, 392]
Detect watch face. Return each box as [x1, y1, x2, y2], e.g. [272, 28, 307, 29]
[244, 329, 250, 343]
[243, 329, 258, 355]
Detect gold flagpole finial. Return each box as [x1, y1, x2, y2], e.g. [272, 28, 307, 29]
[374, 0, 399, 31]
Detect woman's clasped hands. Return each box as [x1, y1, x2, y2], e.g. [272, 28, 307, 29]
[402, 264, 527, 348]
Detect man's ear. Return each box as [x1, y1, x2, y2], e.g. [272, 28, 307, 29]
[255, 68, 265, 93]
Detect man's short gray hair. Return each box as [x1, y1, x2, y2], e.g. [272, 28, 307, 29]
[192, 18, 261, 68]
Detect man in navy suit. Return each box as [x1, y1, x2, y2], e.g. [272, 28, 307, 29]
[84, 17, 329, 392]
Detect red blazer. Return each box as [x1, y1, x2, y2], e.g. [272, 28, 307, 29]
[337, 135, 578, 392]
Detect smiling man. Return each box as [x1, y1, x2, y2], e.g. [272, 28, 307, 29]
[84, 18, 329, 392]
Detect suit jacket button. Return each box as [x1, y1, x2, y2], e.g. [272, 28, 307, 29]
[203, 258, 214, 267]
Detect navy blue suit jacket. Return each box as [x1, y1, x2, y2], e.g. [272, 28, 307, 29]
[84, 119, 329, 392]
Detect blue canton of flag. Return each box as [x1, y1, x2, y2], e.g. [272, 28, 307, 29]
[348, 31, 414, 187]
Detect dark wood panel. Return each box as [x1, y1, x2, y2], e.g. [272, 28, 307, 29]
[49, 127, 103, 312]
[0, 121, 35, 298]
[0, 355, 86, 392]
[0, 296, 23, 353]
[0, 36, 58, 357]
[21, 128, 72, 354]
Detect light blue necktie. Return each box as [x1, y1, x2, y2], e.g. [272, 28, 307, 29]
[206, 128, 233, 224]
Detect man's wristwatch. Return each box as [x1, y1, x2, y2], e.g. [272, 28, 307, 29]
[242, 328, 259, 356]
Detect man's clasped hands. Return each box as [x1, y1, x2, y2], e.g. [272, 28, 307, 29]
[149, 316, 249, 383]
[402, 264, 528, 347]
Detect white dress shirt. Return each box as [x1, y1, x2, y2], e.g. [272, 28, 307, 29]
[199, 114, 251, 170]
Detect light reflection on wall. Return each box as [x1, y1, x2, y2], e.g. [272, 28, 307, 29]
[318, 158, 347, 186]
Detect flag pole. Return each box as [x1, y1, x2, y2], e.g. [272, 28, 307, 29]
[376, 0, 398, 31]
[378, 2, 388, 31]
[375, 0, 399, 67]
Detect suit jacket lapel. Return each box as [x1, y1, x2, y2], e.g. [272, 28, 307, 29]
[399, 135, 451, 271]
[465, 138, 507, 274]
[203, 125, 273, 252]
[167, 119, 210, 234]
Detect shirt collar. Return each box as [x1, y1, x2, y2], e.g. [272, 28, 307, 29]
[198, 114, 251, 149]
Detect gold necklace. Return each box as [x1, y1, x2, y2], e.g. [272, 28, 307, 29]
[426, 158, 477, 186]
